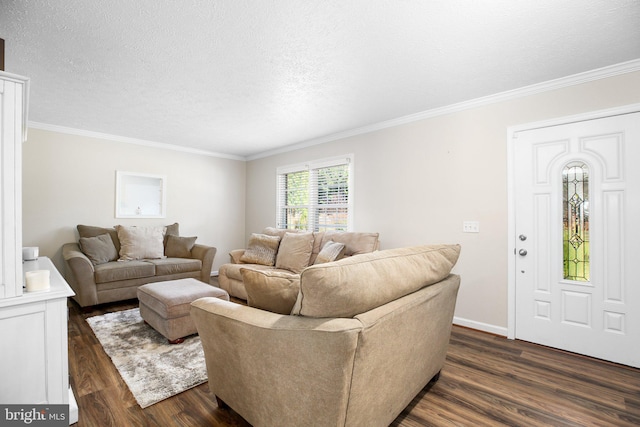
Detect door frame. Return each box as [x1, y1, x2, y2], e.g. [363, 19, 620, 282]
[506, 102, 640, 339]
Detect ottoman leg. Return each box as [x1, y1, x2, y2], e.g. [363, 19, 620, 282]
[168, 337, 185, 344]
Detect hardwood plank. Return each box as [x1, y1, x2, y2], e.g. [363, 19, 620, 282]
[68, 298, 640, 426]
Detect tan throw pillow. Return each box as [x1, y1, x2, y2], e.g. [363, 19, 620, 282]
[275, 232, 314, 273]
[79, 233, 118, 265]
[165, 235, 197, 258]
[314, 240, 346, 265]
[240, 233, 281, 266]
[77, 224, 121, 253]
[242, 268, 300, 315]
[115, 225, 166, 261]
[164, 222, 180, 247]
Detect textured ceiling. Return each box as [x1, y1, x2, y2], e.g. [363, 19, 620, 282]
[1, 0, 640, 159]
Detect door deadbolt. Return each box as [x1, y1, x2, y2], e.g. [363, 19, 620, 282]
[519, 249, 527, 256]
[519, 234, 527, 241]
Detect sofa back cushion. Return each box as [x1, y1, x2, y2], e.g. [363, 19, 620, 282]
[293, 244, 461, 318]
[320, 231, 379, 256]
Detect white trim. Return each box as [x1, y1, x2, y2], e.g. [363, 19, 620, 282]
[28, 121, 245, 161]
[248, 59, 640, 161]
[453, 316, 508, 337]
[506, 102, 640, 340]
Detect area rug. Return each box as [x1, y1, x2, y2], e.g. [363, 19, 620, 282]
[86, 308, 207, 408]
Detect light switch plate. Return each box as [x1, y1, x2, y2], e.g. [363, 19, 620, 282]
[463, 221, 480, 233]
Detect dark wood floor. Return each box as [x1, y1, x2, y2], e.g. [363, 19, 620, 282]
[68, 298, 640, 427]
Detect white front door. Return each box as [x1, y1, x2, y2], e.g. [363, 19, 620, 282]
[513, 111, 640, 368]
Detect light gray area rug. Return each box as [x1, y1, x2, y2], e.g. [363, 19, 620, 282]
[86, 308, 207, 408]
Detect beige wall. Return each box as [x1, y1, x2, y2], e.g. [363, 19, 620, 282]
[22, 129, 246, 275]
[245, 71, 640, 332]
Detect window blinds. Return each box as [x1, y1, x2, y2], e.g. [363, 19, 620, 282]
[276, 155, 352, 231]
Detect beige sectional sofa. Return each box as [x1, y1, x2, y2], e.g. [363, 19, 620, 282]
[62, 223, 216, 308]
[191, 244, 461, 427]
[217, 227, 380, 300]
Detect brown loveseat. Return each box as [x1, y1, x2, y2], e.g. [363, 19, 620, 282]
[218, 227, 380, 300]
[191, 244, 461, 427]
[62, 223, 216, 308]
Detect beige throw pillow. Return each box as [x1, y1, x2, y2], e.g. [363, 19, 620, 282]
[241, 268, 301, 315]
[79, 233, 118, 265]
[240, 233, 281, 266]
[77, 224, 121, 253]
[165, 235, 197, 258]
[115, 225, 166, 261]
[275, 232, 314, 273]
[314, 240, 346, 264]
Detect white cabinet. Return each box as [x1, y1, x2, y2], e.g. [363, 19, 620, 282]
[0, 72, 77, 423]
[0, 71, 28, 299]
[0, 258, 74, 405]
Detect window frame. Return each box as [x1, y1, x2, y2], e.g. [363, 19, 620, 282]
[276, 154, 354, 232]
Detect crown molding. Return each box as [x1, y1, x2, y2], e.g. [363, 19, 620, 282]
[27, 122, 246, 161]
[247, 58, 640, 161]
[27, 59, 640, 162]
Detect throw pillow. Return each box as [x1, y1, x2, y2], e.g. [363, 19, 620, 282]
[115, 225, 166, 261]
[275, 232, 314, 273]
[240, 233, 281, 266]
[165, 235, 197, 258]
[77, 224, 121, 253]
[241, 268, 300, 315]
[314, 240, 346, 265]
[164, 222, 180, 247]
[79, 233, 118, 265]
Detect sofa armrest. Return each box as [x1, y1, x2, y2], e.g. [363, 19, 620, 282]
[62, 242, 98, 307]
[190, 298, 362, 426]
[191, 244, 217, 282]
[228, 249, 245, 264]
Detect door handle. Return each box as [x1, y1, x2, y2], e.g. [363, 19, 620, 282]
[519, 249, 527, 256]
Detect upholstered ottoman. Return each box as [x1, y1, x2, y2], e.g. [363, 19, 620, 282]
[138, 278, 229, 343]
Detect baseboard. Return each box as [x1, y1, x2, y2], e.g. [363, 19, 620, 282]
[211, 270, 219, 277]
[69, 387, 78, 424]
[453, 316, 508, 337]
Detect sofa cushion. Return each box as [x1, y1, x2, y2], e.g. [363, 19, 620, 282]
[240, 233, 281, 266]
[263, 226, 302, 239]
[293, 244, 461, 318]
[94, 260, 156, 284]
[320, 231, 379, 256]
[116, 225, 166, 261]
[165, 235, 197, 258]
[241, 268, 300, 315]
[79, 233, 118, 265]
[314, 240, 346, 265]
[275, 232, 314, 273]
[145, 258, 202, 275]
[219, 263, 289, 281]
[78, 224, 121, 253]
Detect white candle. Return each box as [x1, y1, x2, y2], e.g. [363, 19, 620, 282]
[25, 270, 50, 292]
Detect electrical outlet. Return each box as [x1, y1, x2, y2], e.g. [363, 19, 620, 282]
[463, 221, 480, 233]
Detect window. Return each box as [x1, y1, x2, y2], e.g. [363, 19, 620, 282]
[562, 162, 590, 282]
[276, 155, 353, 232]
